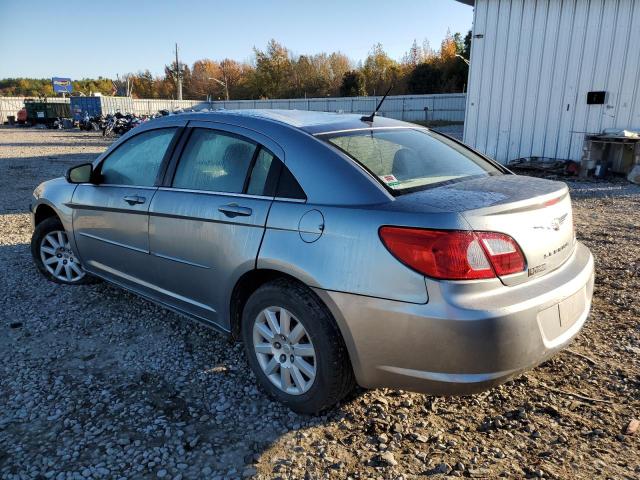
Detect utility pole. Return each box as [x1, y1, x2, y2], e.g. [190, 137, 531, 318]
[175, 42, 183, 100]
[222, 73, 229, 101]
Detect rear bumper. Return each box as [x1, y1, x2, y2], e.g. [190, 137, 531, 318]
[314, 241, 594, 395]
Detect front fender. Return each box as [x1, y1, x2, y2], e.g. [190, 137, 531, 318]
[32, 178, 79, 255]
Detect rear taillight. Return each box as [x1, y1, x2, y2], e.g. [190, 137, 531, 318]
[476, 232, 526, 276]
[379, 227, 526, 280]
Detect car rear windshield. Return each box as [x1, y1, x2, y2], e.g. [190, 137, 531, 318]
[323, 128, 501, 193]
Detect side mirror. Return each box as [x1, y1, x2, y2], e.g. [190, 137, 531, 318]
[66, 163, 94, 184]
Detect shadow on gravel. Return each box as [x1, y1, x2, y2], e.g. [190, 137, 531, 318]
[0, 242, 352, 477]
[563, 180, 640, 199]
[0, 152, 103, 166]
[0, 153, 104, 214]
[0, 142, 109, 148]
[570, 189, 640, 199]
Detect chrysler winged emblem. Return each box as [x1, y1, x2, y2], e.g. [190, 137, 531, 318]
[534, 213, 568, 231]
[551, 213, 568, 231]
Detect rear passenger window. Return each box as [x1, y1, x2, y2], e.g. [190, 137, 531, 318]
[276, 165, 305, 200]
[246, 148, 306, 200]
[173, 129, 256, 193]
[247, 149, 275, 196]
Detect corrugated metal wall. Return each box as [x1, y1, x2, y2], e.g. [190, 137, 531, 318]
[463, 0, 640, 163]
[130, 99, 206, 115]
[0, 94, 466, 124]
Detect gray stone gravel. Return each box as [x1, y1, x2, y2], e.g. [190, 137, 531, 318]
[0, 127, 638, 479]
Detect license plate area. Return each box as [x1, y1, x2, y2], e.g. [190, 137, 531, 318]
[537, 288, 586, 343]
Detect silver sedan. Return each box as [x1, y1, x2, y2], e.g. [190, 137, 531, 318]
[30, 110, 594, 413]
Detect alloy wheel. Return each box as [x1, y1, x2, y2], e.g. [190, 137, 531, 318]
[252, 306, 317, 395]
[40, 230, 85, 283]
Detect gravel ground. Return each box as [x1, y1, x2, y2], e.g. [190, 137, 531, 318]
[0, 127, 638, 480]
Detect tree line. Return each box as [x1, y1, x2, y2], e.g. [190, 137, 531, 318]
[0, 32, 470, 100]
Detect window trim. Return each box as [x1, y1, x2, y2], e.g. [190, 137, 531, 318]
[242, 145, 262, 194]
[95, 126, 183, 188]
[155, 186, 306, 203]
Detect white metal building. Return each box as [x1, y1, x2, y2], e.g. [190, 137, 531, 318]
[459, 0, 640, 164]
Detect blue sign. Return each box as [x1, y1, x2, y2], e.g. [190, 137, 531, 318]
[52, 77, 73, 94]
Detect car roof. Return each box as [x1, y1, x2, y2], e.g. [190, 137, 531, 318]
[170, 108, 413, 135]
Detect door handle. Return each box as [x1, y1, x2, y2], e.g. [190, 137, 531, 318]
[123, 195, 146, 205]
[218, 203, 252, 217]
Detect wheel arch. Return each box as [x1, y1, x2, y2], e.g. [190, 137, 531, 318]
[229, 268, 305, 339]
[34, 203, 60, 226]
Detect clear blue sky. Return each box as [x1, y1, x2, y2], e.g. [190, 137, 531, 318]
[0, 0, 473, 79]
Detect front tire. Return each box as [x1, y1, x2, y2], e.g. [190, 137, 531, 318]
[31, 217, 95, 285]
[241, 279, 355, 414]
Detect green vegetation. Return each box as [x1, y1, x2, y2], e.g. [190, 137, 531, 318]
[0, 78, 115, 97]
[0, 32, 470, 100]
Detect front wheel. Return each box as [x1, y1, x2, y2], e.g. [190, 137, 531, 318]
[241, 279, 355, 414]
[31, 217, 96, 285]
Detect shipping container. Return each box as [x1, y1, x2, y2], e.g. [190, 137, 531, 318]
[0, 97, 68, 124]
[70, 96, 135, 121]
[24, 100, 71, 124]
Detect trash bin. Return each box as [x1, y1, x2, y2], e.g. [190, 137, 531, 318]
[25, 100, 71, 126]
[7, 115, 15, 125]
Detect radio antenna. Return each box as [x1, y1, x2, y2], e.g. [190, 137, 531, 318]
[361, 84, 393, 122]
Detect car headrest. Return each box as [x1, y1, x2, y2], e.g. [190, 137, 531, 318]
[222, 142, 253, 172]
[392, 148, 420, 180]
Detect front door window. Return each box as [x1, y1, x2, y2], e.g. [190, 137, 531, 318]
[100, 128, 177, 186]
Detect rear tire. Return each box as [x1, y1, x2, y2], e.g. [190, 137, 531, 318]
[31, 217, 97, 285]
[241, 278, 355, 414]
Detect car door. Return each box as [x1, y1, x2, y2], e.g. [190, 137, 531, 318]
[146, 122, 287, 328]
[71, 126, 181, 291]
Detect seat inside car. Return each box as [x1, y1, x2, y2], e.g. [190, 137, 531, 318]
[392, 148, 421, 180]
[179, 136, 254, 190]
[221, 142, 253, 186]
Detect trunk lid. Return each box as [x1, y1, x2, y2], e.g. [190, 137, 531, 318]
[397, 175, 575, 285]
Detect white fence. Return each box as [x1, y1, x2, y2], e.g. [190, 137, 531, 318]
[1, 93, 466, 124]
[131, 94, 466, 123]
[130, 99, 206, 116]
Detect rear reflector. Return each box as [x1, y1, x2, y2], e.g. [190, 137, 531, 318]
[379, 227, 526, 280]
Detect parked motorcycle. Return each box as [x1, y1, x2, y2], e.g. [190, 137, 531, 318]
[102, 112, 137, 137]
[98, 110, 173, 137]
[79, 112, 101, 131]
